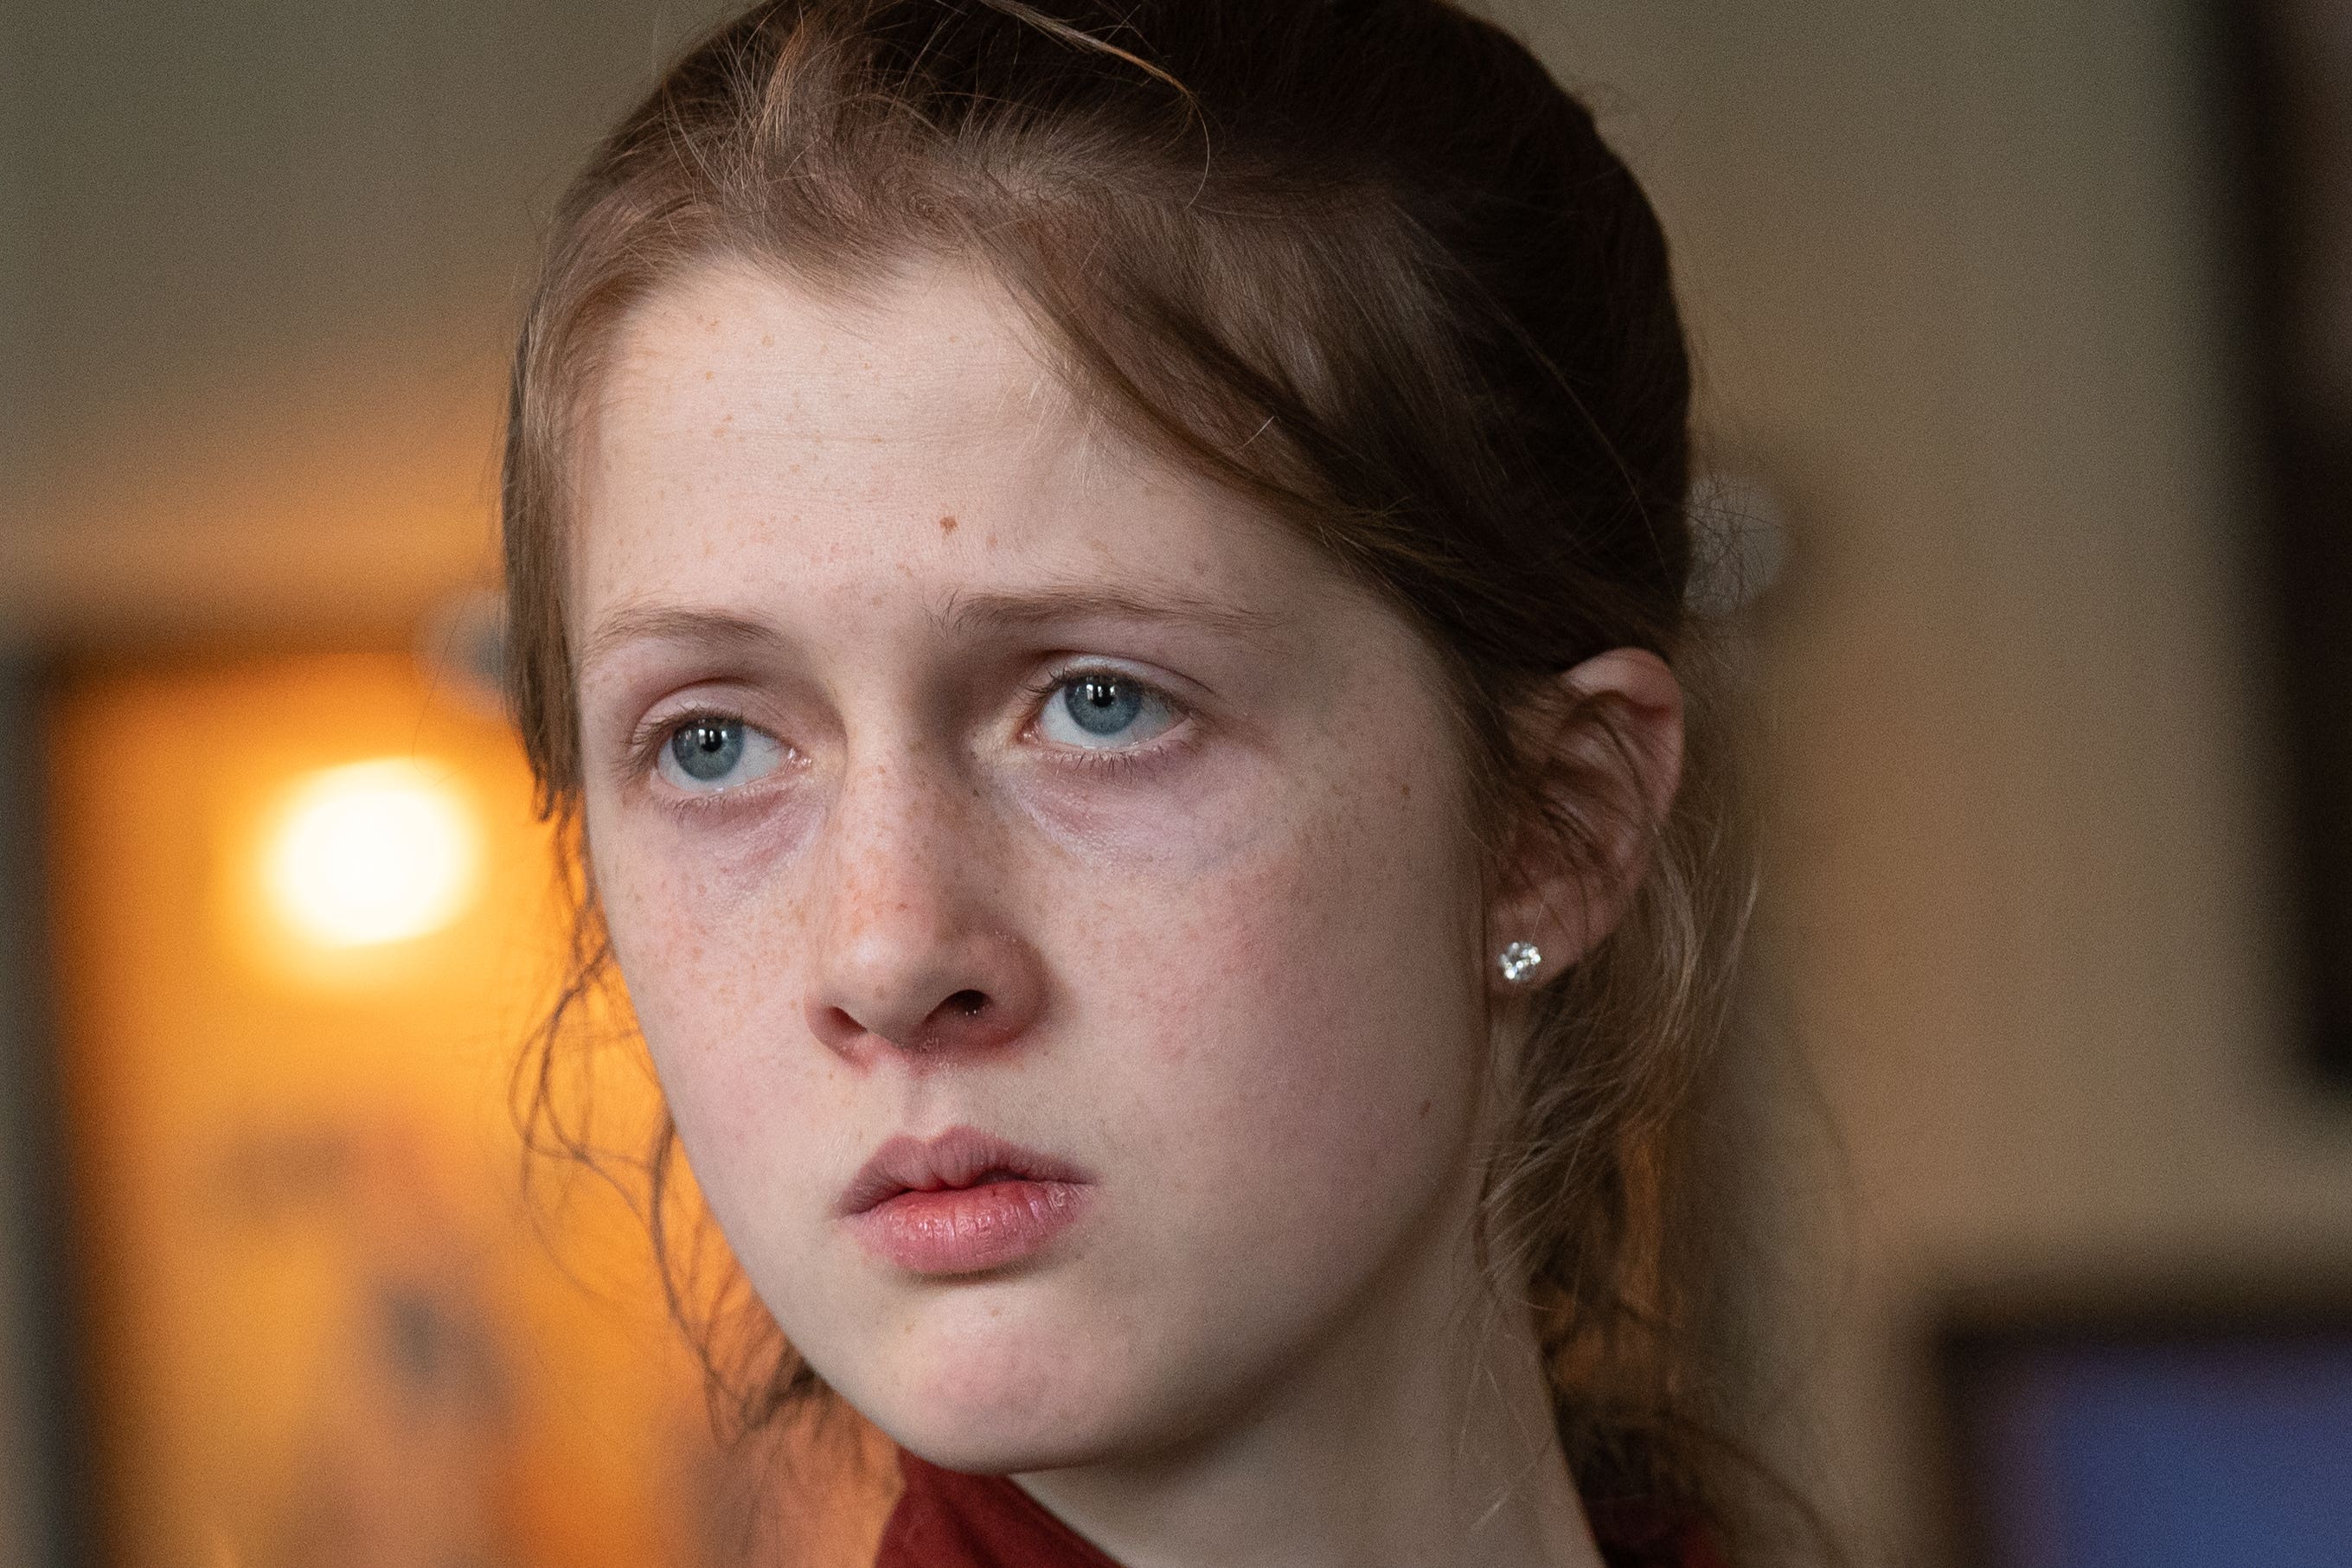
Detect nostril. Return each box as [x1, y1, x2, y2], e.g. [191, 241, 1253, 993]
[900, 989, 999, 1058]
[811, 1005, 866, 1050]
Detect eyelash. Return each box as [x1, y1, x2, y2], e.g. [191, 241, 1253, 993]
[623, 704, 786, 813]
[1017, 663, 1196, 778]
[625, 667, 1195, 796]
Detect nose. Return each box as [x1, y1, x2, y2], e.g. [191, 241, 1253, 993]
[800, 751, 1046, 1067]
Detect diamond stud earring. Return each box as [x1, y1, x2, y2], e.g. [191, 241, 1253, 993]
[1497, 940, 1542, 983]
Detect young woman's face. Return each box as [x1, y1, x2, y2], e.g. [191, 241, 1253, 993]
[573, 256, 1502, 1470]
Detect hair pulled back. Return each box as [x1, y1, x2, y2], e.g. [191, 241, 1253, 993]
[505, 0, 1766, 1548]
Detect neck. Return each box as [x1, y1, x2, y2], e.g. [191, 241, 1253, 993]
[1009, 1189, 1603, 1568]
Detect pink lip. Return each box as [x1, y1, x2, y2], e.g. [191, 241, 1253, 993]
[839, 1126, 1093, 1276]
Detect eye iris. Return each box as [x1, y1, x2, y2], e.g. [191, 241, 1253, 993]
[1064, 675, 1143, 737]
[670, 720, 745, 782]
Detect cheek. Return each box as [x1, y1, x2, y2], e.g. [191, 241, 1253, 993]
[1080, 746, 1486, 1258]
[583, 802, 835, 1164]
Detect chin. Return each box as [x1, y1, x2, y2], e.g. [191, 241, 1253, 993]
[833, 1289, 1170, 1475]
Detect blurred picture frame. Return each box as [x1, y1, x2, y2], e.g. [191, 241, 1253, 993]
[1932, 1279, 2352, 1568]
[2221, 0, 2352, 1088]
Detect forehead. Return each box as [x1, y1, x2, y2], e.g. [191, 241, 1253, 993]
[573, 253, 1296, 624]
[600, 253, 1086, 467]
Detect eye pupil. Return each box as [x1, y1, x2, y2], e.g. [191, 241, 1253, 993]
[1064, 676, 1143, 736]
[670, 720, 746, 781]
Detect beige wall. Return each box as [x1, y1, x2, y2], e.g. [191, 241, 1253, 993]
[7, 2, 2351, 1564]
[0, 0, 734, 644]
[1484, 0, 2352, 1559]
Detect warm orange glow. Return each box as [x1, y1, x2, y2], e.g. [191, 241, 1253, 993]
[49, 655, 711, 1566]
[262, 758, 480, 947]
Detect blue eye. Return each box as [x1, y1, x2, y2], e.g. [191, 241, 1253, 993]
[656, 716, 785, 792]
[1036, 673, 1176, 750]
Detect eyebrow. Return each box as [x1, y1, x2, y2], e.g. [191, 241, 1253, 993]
[932, 584, 1284, 643]
[580, 605, 782, 671]
[580, 584, 1285, 669]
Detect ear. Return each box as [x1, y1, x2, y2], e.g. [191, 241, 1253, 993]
[1485, 647, 1684, 992]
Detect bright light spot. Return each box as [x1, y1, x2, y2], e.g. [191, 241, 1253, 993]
[264, 759, 480, 948]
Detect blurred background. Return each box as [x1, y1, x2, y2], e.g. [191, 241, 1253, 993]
[3, 2, 2350, 1565]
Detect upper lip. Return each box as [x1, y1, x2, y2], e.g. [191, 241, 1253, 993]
[836, 1125, 1091, 1216]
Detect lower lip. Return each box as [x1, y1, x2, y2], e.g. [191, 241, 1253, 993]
[847, 1180, 1090, 1275]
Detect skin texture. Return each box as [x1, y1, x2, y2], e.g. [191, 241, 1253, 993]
[570, 254, 1681, 1568]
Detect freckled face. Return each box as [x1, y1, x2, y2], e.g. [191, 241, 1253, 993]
[573, 256, 1492, 1469]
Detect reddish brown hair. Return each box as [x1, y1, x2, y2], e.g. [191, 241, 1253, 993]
[505, 0, 1786, 1552]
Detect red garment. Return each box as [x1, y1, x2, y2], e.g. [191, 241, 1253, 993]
[877, 1450, 1727, 1567]
[877, 1453, 1122, 1567]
